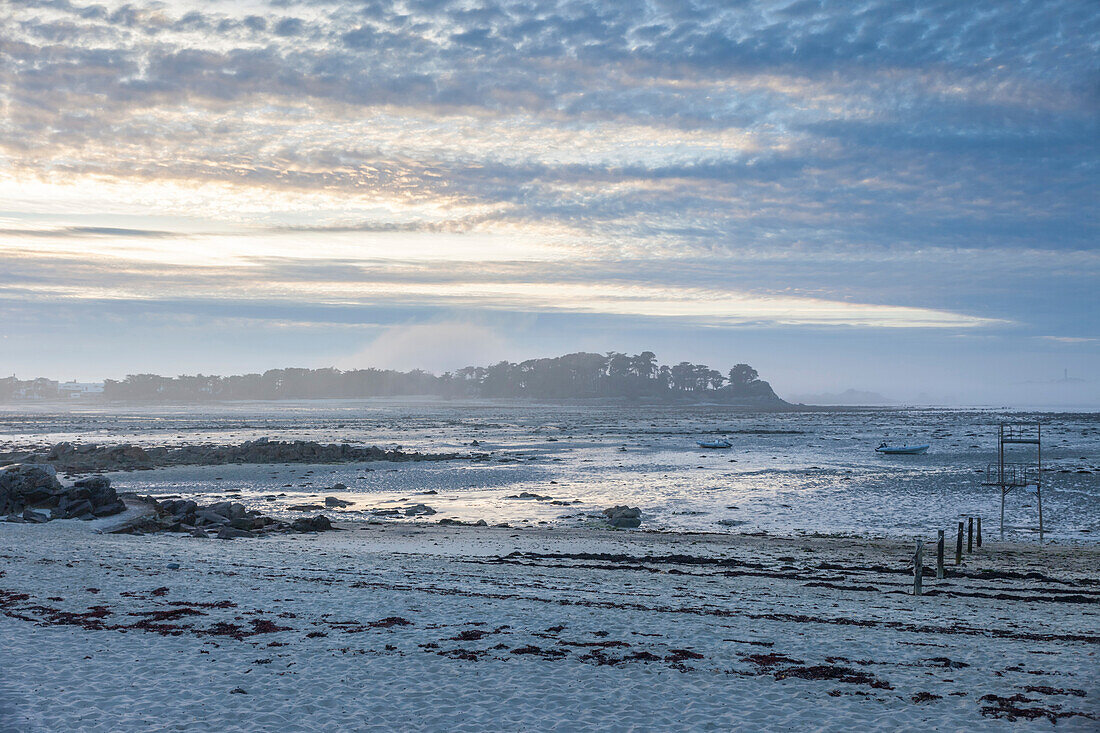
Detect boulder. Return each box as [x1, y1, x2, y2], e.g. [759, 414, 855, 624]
[603, 505, 642, 528]
[291, 515, 334, 532]
[47, 442, 75, 460]
[207, 501, 233, 518]
[0, 464, 63, 515]
[216, 526, 255, 540]
[195, 509, 230, 526]
[92, 501, 126, 517]
[54, 498, 94, 519]
[405, 503, 437, 516]
[324, 496, 353, 508]
[288, 503, 324, 511]
[608, 515, 641, 528]
[22, 508, 50, 523]
[72, 475, 111, 491]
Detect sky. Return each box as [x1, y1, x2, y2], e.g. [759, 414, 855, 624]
[1, 0, 1097, 406]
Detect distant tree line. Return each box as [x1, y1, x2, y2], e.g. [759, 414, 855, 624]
[3, 352, 784, 404]
[0, 377, 61, 401]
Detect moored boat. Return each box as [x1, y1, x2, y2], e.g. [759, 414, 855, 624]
[697, 438, 732, 449]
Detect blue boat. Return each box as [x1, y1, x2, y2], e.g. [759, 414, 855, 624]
[876, 442, 929, 455]
[697, 439, 732, 449]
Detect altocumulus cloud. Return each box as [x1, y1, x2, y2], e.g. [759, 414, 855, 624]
[0, 0, 1097, 379]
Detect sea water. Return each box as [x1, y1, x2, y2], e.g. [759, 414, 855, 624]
[1, 400, 1097, 541]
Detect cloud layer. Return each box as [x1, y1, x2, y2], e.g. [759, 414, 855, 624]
[0, 0, 1097, 396]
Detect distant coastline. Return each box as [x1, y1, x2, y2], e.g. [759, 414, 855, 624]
[1, 351, 788, 407]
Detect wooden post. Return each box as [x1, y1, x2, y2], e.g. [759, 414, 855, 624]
[967, 517, 974, 553]
[913, 540, 923, 596]
[1037, 423, 1043, 543]
[999, 424, 1005, 539]
[955, 521, 964, 565]
[976, 517, 982, 548]
[936, 530, 945, 579]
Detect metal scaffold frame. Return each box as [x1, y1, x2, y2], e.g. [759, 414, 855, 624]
[982, 423, 1043, 541]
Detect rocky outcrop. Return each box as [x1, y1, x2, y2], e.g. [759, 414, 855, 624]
[2, 464, 125, 521]
[117, 497, 338, 538]
[1, 438, 462, 474]
[1, 464, 63, 515]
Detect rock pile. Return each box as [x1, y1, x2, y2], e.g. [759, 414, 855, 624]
[126, 497, 339, 539]
[603, 505, 642, 528]
[1, 438, 462, 474]
[2, 464, 125, 523]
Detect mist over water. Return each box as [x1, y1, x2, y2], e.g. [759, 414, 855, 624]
[3, 401, 1096, 542]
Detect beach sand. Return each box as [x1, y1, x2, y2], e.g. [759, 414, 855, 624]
[1, 519, 1097, 731]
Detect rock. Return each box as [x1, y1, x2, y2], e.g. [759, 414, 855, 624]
[505, 492, 552, 501]
[72, 475, 111, 491]
[291, 515, 334, 532]
[22, 508, 50, 523]
[92, 501, 126, 517]
[608, 516, 641, 528]
[324, 496, 353, 508]
[331, 483, 348, 491]
[230, 517, 257, 530]
[405, 503, 437, 516]
[208, 501, 233, 517]
[47, 442, 75, 460]
[195, 509, 230, 526]
[166, 563, 180, 570]
[190, 527, 209, 538]
[56, 498, 94, 519]
[603, 505, 642, 528]
[288, 503, 324, 511]
[216, 526, 255, 540]
[0, 463, 63, 515]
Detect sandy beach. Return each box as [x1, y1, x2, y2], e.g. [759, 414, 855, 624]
[2, 516, 1097, 731]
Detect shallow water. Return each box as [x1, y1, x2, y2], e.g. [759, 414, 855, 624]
[1, 400, 1097, 542]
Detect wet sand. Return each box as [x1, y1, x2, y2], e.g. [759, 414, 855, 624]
[1, 519, 1097, 731]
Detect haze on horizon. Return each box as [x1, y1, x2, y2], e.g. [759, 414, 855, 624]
[1, 1, 1097, 407]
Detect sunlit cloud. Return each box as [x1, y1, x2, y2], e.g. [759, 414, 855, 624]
[0, 0, 1096, 388]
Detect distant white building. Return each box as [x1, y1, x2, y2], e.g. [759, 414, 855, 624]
[59, 381, 105, 399]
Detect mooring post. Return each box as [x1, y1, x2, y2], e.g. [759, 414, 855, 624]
[913, 540, 923, 596]
[967, 517, 974, 553]
[976, 517, 982, 548]
[955, 521, 964, 565]
[936, 530, 945, 579]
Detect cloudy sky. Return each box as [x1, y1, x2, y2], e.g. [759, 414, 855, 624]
[1, 0, 1097, 404]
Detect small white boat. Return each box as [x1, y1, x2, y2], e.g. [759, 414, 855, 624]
[876, 442, 929, 455]
[697, 438, 732, 449]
